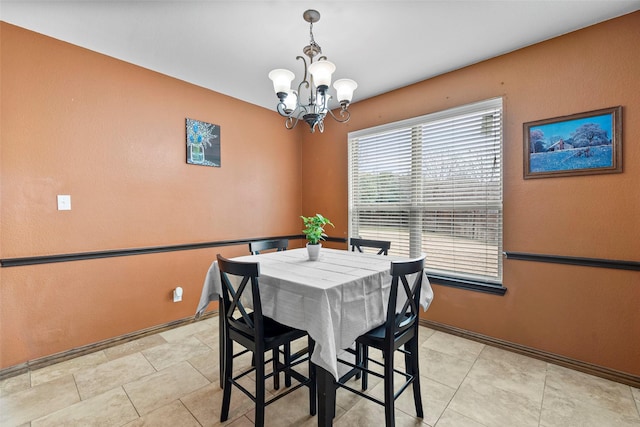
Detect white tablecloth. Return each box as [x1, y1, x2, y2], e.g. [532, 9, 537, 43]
[195, 248, 433, 379]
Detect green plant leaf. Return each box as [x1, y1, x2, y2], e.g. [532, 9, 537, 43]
[300, 213, 334, 244]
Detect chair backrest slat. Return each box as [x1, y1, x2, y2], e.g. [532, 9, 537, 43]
[249, 239, 289, 255]
[349, 237, 391, 255]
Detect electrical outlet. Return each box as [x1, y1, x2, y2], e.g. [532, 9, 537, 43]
[173, 287, 183, 302]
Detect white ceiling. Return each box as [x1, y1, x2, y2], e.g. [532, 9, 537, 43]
[2, 1, 639, 111]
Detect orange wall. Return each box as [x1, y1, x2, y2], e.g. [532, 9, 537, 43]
[302, 12, 640, 376]
[1, 12, 639, 378]
[0, 22, 303, 368]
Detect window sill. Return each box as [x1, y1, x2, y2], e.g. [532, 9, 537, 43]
[426, 274, 507, 295]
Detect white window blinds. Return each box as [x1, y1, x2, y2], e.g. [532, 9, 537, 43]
[349, 98, 503, 285]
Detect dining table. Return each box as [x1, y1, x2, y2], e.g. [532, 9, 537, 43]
[195, 247, 434, 426]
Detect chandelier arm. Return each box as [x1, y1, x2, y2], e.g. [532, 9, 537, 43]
[296, 80, 310, 97]
[275, 102, 293, 118]
[296, 55, 309, 83]
[285, 115, 300, 130]
[326, 106, 351, 123]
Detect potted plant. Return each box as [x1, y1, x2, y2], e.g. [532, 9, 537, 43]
[301, 213, 334, 261]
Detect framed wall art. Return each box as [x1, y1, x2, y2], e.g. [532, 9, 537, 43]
[523, 106, 622, 179]
[186, 118, 220, 167]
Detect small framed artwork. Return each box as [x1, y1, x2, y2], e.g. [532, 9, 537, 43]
[523, 106, 622, 179]
[186, 118, 220, 167]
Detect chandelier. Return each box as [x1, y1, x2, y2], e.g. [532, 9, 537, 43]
[268, 9, 357, 133]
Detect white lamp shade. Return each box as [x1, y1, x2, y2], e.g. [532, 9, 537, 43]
[333, 79, 358, 103]
[283, 90, 298, 111]
[268, 69, 295, 94]
[308, 60, 336, 88]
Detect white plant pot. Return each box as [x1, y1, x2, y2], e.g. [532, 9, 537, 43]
[306, 243, 321, 261]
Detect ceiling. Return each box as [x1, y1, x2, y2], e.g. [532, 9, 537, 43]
[2, 1, 639, 111]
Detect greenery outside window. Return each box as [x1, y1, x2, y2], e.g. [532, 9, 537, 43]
[348, 98, 504, 293]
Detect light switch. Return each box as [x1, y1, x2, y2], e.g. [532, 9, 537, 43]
[57, 195, 71, 211]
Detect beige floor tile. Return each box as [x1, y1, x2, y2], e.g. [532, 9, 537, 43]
[104, 334, 167, 361]
[448, 376, 541, 427]
[418, 347, 475, 389]
[244, 385, 317, 426]
[301, 404, 348, 427]
[188, 349, 221, 384]
[31, 387, 138, 426]
[416, 327, 436, 346]
[357, 373, 448, 425]
[160, 317, 217, 343]
[124, 360, 210, 415]
[335, 369, 384, 413]
[396, 376, 457, 426]
[333, 395, 429, 427]
[30, 351, 108, 386]
[181, 379, 254, 426]
[142, 335, 213, 371]
[540, 385, 640, 427]
[74, 352, 156, 400]
[434, 408, 487, 427]
[465, 345, 546, 403]
[124, 399, 201, 426]
[423, 331, 484, 363]
[0, 375, 79, 426]
[476, 344, 546, 372]
[545, 363, 638, 417]
[224, 416, 255, 427]
[633, 387, 640, 415]
[3, 318, 637, 427]
[195, 328, 221, 351]
[0, 372, 31, 397]
[336, 349, 382, 411]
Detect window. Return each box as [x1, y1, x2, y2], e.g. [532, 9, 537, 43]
[348, 98, 504, 291]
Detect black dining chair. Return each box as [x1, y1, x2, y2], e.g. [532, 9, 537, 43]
[336, 255, 426, 427]
[349, 237, 391, 255]
[248, 238, 291, 389]
[249, 239, 289, 255]
[348, 237, 391, 379]
[217, 254, 316, 426]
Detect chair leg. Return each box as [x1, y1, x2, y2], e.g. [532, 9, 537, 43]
[406, 338, 423, 418]
[218, 300, 225, 389]
[361, 345, 369, 390]
[255, 350, 266, 427]
[272, 348, 280, 390]
[220, 335, 234, 422]
[308, 337, 317, 416]
[284, 342, 292, 387]
[355, 342, 362, 380]
[384, 349, 395, 427]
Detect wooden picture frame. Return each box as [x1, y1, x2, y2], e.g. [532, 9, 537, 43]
[523, 106, 622, 179]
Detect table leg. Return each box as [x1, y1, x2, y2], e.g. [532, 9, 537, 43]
[316, 364, 336, 427]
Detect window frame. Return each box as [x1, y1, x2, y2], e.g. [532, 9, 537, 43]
[348, 98, 506, 295]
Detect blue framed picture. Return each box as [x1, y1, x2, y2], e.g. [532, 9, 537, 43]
[186, 118, 220, 167]
[523, 106, 622, 179]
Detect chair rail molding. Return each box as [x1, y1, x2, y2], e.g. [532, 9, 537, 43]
[503, 251, 640, 271]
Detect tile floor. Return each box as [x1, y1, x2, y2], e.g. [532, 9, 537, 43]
[1, 316, 639, 426]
